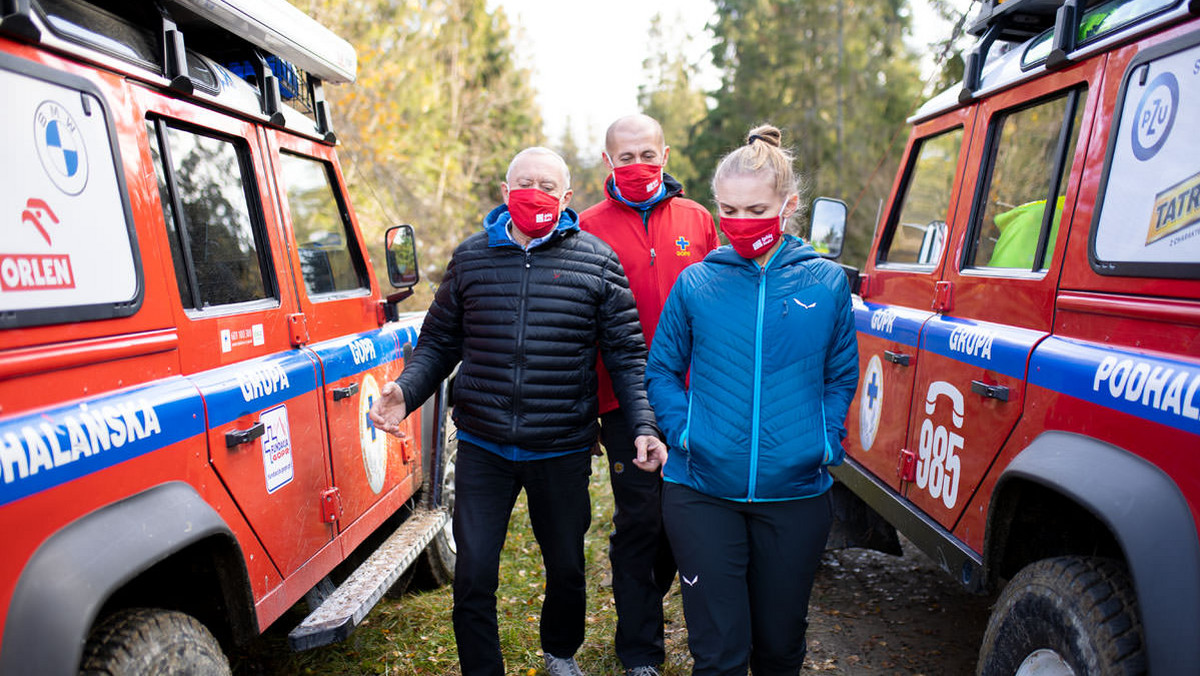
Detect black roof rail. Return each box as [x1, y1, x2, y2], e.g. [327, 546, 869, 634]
[960, 0, 1088, 100]
[967, 0, 1069, 41]
[0, 0, 40, 41]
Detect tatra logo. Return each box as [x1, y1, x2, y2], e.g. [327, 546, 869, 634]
[1147, 170, 1200, 245]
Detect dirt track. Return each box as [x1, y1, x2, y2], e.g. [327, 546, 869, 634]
[802, 539, 994, 675]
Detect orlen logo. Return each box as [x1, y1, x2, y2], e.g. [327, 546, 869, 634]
[1132, 72, 1178, 161]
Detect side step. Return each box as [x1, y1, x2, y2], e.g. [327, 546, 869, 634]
[288, 507, 449, 651]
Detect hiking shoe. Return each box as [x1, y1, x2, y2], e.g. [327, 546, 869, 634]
[543, 652, 585, 676]
[626, 667, 661, 676]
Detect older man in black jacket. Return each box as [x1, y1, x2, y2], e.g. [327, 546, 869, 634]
[369, 147, 666, 676]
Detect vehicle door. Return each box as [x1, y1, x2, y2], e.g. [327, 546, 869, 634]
[901, 61, 1100, 534]
[139, 93, 333, 579]
[263, 129, 417, 536]
[845, 109, 973, 491]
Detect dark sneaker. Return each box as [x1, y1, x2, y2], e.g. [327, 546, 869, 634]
[543, 652, 585, 676]
[625, 667, 661, 676]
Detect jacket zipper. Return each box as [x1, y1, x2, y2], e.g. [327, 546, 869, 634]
[511, 249, 532, 438]
[747, 263, 767, 500]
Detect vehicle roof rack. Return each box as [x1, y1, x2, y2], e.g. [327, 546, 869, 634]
[967, 0, 1069, 41]
[3, 0, 349, 143]
[960, 0, 1089, 102]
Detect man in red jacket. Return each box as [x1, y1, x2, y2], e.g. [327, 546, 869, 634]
[579, 114, 718, 676]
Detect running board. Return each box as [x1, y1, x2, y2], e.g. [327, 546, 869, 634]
[288, 508, 449, 651]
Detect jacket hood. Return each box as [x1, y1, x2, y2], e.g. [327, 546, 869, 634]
[484, 203, 580, 247]
[706, 234, 822, 269]
[604, 171, 685, 208]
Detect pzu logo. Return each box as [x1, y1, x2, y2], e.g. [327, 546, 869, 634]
[1132, 72, 1178, 161]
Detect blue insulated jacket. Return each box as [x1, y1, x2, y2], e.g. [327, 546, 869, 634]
[645, 236, 859, 501]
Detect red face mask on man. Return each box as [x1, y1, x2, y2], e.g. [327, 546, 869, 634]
[604, 152, 664, 203]
[507, 188, 561, 238]
[720, 203, 786, 259]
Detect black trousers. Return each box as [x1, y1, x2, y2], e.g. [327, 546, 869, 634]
[452, 441, 592, 676]
[600, 408, 677, 668]
[662, 482, 832, 676]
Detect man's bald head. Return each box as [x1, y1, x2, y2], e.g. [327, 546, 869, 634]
[605, 114, 666, 154]
[604, 114, 669, 169]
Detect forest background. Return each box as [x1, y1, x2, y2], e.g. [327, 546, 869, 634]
[300, 0, 975, 310]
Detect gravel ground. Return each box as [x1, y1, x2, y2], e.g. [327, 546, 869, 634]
[801, 538, 995, 675]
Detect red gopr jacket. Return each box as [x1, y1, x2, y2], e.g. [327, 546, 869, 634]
[579, 174, 719, 414]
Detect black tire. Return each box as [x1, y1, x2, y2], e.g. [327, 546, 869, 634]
[414, 404, 456, 588]
[80, 608, 230, 676]
[978, 556, 1146, 676]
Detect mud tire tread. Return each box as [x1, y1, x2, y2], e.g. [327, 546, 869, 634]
[80, 608, 230, 676]
[978, 556, 1146, 676]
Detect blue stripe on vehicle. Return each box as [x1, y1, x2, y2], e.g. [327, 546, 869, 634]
[919, 316, 1041, 380]
[0, 378, 206, 507]
[308, 330, 401, 384]
[854, 300, 928, 347]
[1030, 337, 1200, 437]
[189, 351, 321, 429]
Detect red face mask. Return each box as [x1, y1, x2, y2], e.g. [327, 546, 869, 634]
[720, 213, 782, 259]
[507, 188, 561, 238]
[610, 162, 664, 203]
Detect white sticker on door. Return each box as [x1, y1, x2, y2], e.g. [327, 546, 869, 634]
[261, 404, 294, 493]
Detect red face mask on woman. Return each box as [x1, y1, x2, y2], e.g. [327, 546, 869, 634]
[507, 188, 561, 238]
[608, 160, 664, 203]
[720, 206, 784, 259]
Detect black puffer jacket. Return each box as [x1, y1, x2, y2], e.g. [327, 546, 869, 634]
[396, 205, 658, 453]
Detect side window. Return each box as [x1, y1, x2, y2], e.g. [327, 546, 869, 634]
[277, 152, 369, 296]
[880, 128, 963, 266]
[147, 120, 274, 309]
[1092, 33, 1200, 278]
[966, 88, 1086, 271]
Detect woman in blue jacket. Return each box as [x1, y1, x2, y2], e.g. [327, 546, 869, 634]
[643, 125, 859, 675]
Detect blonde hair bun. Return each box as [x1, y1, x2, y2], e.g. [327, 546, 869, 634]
[746, 125, 783, 148]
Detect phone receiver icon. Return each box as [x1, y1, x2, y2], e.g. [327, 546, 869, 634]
[925, 380, 965, 428]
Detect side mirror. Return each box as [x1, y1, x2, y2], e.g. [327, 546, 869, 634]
[809, 197, 847, 260]
[385, 224, 420, 289]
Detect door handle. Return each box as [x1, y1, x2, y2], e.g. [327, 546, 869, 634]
[226, 422, 265, 448]
[971, 380, 1010, 402]
[883, 350, 911, 366]
[332, 381, 360, 401]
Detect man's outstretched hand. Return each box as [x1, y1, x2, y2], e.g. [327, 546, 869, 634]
[367, 381, 408, 437]
[633, 434, 668, 473]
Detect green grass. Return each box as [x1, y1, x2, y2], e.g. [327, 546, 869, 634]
[233, 455, 690, 675]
